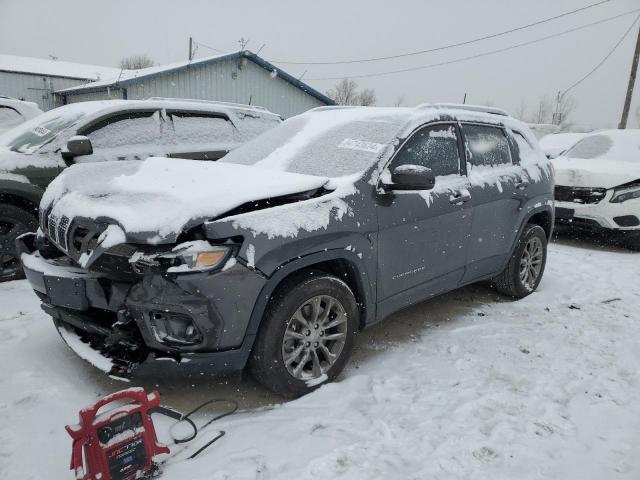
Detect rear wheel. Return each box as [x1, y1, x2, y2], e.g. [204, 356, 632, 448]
[0, 204, 37, 282]
[249, 272, 358, 397]
[493, 224, 547, 298]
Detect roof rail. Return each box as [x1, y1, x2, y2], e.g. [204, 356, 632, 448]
[144, 97, 271, 113]
[419, 103, 509, 116]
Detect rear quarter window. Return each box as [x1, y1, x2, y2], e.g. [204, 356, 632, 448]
[511, 131, 538, 163]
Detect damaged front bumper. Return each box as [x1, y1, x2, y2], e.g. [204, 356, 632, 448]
[17, 233, 266, 378]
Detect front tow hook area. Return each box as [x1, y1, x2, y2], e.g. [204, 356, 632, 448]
[14, 231, 37, 257]
[43, 303, 150, 379]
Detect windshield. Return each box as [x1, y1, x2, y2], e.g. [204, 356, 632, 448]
[566, 133, 640, 162]
[0, 110, 87, 154]
[0, 102, 112, 154]
[220, 109, 408, 177]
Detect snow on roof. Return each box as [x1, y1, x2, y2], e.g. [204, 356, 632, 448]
[55, 51, 335, 105]
[0, 54, 121, 81]
[57, 52, 233, 93]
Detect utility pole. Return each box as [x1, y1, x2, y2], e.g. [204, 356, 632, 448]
[619, 22, 640, 129]
[553, 90, 563, 126]
[188, 37, 194, 61]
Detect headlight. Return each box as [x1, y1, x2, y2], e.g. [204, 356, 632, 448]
[610, 185, 640, 203]
[162, 241, 231, 273]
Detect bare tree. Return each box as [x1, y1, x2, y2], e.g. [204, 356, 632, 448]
[514, 100, 528, 121]
[394, 95, 405, 107]
[120, 54, 155, 70]
[357, 88, 376, 106]
[530, 95, 553, 124]
[327, 78, 377, 106]
[327, 79, 358, 105]
[556, 93, 576, 127]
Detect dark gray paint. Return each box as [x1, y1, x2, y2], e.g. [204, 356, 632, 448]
[23, 112, 555, 374]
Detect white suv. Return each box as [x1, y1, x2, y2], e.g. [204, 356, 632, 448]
[554, 129, 640, 249]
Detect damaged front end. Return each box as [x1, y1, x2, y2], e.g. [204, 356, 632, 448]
[17, 220, 266, 379]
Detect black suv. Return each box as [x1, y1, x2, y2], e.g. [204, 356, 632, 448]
[0, 98, 281, 281]
[19, 104, 554, 396]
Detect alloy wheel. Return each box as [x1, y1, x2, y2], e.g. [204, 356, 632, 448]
[0, 217, 27, 279]
[281, 295, 348, 381]
[519, 236, 543, 291]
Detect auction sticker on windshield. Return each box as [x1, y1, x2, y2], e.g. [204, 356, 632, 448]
[32, 126, 51, 137]
[338, 138, 386, 153]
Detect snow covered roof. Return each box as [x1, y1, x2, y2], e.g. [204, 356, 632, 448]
[56, 51, 334, 105]
[0, 54, 121, 81]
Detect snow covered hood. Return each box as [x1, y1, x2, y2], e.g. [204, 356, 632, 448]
[554, 130, 640, 188]
[41, 157, 329, 243]
[554, 157, 640, 189]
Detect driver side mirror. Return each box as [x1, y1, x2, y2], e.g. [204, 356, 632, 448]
[66, 136, 93, 158]
[384, 165, 436, 191]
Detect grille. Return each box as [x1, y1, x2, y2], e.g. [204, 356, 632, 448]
[57, 216, 70, 251]
[554, 186, 607, 204]
[45, 213, 72, 252]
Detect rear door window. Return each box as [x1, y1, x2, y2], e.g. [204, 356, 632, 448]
[170, 112, 238, 146]
[390, 123, 460, 177]
[461, 124, 512, 167]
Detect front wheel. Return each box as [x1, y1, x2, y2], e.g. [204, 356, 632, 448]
[493, 224, 548, 298]
[248, 272, 359, 397]
[0, 204, 37, 282]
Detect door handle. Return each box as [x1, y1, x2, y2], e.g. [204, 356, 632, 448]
[515, 181, 529, 190]
[449, 190, 471, 205]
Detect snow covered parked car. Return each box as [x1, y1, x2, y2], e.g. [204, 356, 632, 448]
[0, 98, 281, 282]
[0, 96, 43, 134]
[539, 132, 587, 159]
[553, 129, 640, 250]
[19, 104, 554, 396]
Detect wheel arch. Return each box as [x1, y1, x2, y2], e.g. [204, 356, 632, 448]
[502, 204, 553, 270]
[246, 250, 375, 342]
[0, 181, 43, 216]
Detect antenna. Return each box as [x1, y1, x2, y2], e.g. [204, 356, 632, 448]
[238, 37, 250, 51]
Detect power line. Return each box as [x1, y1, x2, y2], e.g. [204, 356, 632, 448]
[305, 7, 640, 81]
[563, 13, 640, 94]
[194, 40, 227, 54]
[269, 0, 613, 65]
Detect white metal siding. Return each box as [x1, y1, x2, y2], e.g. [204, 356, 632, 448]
[0, 71, 89, 110]
[63, 88, 124, 104]
[116, 58, 323, 118]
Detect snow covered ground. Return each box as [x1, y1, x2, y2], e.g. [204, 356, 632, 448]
[1, 236, 639, 479]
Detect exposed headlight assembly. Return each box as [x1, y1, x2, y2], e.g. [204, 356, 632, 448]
[610, 185, 640, 203]
[130, 241, 232, 274]
[164, 241, 231, 273]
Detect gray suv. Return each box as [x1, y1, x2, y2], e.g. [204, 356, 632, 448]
[19, 104, 554, 396]
[0, 98, 281, 281]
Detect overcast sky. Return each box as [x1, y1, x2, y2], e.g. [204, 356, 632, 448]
[1, 0, 638, 128]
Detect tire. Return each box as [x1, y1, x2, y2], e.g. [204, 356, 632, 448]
[0, 204, 37, 282]
[248, 271, 359, 397]
[622, 234, 640, 251]
[493, 224, 547, 299]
